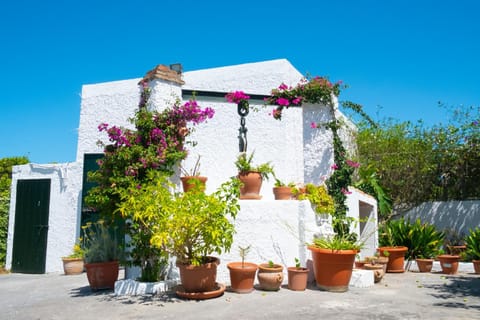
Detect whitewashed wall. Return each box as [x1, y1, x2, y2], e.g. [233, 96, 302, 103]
[402, 200, 480, 236]
[8, 59, 377, 274]
[6, 163, 83, 272]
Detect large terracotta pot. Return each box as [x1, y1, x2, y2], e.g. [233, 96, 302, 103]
[437, 255, 460, 274]
[62, 257, 84, 275]
[287, 267, 309, 291]
[473, 260, 480, 274]
[378, 246, 408, 273]
[227, 262, 258, 293]
[257, 263, 284, 291]
[177, 257, 219, 293]
[238, 172, 263, 199]
[85, 260, 119, 290]
[416, 258, 434, 273]
[308, 246, 357, 292]
[180, 176, 207, 193]
[273, 186, 292, 200]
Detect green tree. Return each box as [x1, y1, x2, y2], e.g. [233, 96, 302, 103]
[0, 156, 29, 268]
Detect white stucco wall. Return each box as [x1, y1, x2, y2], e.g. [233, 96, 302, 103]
[402, 200, 480, 236]
[6, 162, 83, 273]
[7, 59, 377, 275]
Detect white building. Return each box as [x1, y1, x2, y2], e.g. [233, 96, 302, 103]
[6, 59, 377, 278]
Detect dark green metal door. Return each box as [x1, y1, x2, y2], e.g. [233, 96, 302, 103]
[11, 179, 51, 274]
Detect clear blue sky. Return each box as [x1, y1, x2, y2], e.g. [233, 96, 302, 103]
[1, 1, 479, 163]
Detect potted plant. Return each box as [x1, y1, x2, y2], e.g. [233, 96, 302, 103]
[272, 175, 295, 200]
[227, 245, 258, 293]
[117, 172, 240, 298]
[257, 260, 284, 291]
[83, 220, 122, 290]
[287, 258, 309, 291]
[464, 227, 480, 274]
[378, 218, 409, 273]
[407, 219, 444, 272]
[235, 151, 274, 199]
[298, 183, 335, 215]
[308, 236, 362, 292]
[180, 155, 207, 193]
[61, 243, 84, 275]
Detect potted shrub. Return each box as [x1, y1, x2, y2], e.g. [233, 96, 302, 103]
[83, 220, 122, 290]
[227, 245, 258, 293]
[117, 172, 240, 298]
[407, 219, 444, 272]
[257, 260, 284, 291]
[61, 243, 85, 275]
[464, 227, 480, 274]
[235, 152, 273, 199]
[287, 258, 309, 291]
[180, 155, 207, 193]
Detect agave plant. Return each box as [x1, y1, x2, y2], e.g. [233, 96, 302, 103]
[464, 227, 480, 260]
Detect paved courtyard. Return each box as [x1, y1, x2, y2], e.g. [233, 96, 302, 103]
[1, 266, 480, 320]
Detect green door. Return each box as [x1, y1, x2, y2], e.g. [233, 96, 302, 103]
[11, 179, 51, 274]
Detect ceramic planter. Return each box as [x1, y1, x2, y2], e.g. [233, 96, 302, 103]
[227, 262, 258, 293]
[257, 263, 284, 291]
[176, 256, 220, 293]
[415, 258, 434, 273]
[287, 267, 309, 291]
[364, 263, 384, 283]
[437, 255, 460, 274]
[378, 246, 408, 273]
[62, 257, 84, 275]
[273, 186, 293, 200]
[85, 260, 119, 290]
[308, 246, 357, 292]
[238, 172, 263, 199]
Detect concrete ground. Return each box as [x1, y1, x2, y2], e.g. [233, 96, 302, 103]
[1, 267, 480, 320]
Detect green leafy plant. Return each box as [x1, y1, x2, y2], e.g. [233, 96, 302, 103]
[294, 257, 301, 269]
[117, 171, 241, 266]
[379, 218, 444, 260]
[311, 235, 363, 251]
[268, 260, 275, 268]
[464, 227, 480, 260]
[235, 152, 274, 180]
[298, 183, 335, 215]
[82, 220, 122, 264]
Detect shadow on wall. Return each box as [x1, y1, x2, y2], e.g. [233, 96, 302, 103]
[402, 201, 480, 236]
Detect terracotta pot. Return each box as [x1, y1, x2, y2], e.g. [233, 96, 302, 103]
[415, 258, 434, 273]
[364, 263, 384, 283]
[287, 267, 309, 291]
[177, 257, 219, 293]
[273, 186, 293, 200]
[257, 263, 284, 291]
[437, 255, 460, 275]
[308, 246, 357, 292]
[227, 262, 258, 293]
[238, 172, 263, 199]
[372, 256, 389, 274]
[180, 176, 207, 193]
[378, 246, 408, 273]
[473, 260, 480, 274]
[62, 257, 84, 275]
[354, 261, 366, 269]
[85, 260, 119, 290]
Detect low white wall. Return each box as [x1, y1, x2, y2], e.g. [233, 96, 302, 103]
[6, 162, 83, 273]
[402, 200, 480, 236]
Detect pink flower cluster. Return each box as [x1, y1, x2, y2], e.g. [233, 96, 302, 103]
[225, 91, 250, 104]
[170, 100, 215, 125]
